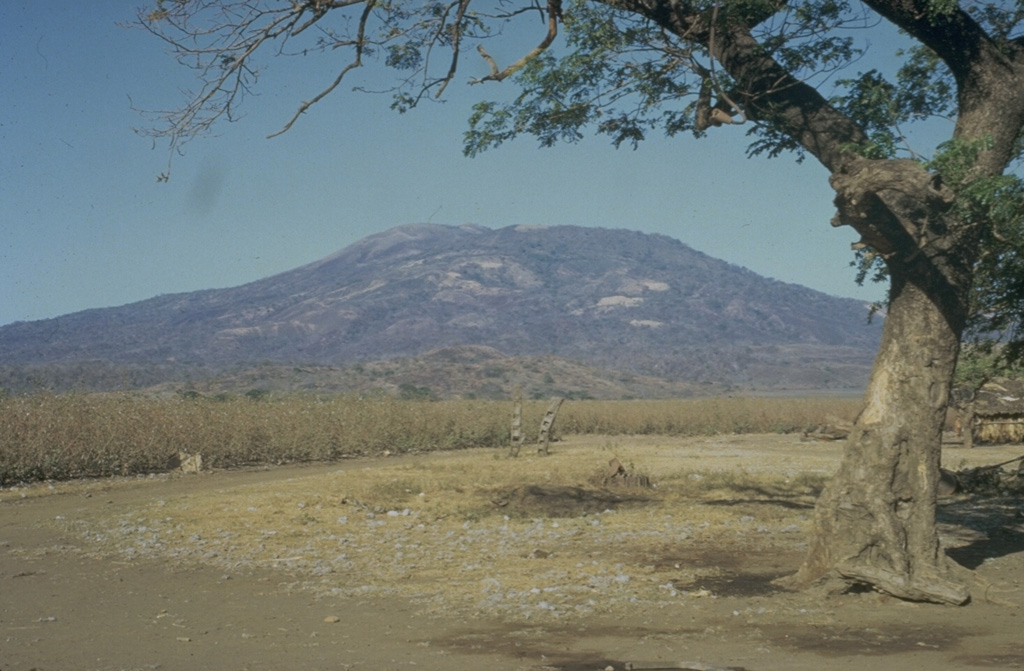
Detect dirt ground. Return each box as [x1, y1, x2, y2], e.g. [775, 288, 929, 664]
[2, 434, 1023, 671]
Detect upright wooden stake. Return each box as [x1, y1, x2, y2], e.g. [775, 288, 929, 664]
[509, 387, 524, 457]
[538, 397, 564, 455]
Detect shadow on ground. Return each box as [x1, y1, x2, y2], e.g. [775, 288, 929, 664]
[940, 496, 1024, 569]
[762, 622, 968, 657]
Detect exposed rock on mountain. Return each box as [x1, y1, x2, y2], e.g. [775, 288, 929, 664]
[0, 224, 881, 394]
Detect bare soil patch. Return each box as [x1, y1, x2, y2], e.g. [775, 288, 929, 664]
[2, 434, 1023, 671]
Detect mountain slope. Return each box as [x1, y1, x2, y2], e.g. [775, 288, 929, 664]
[0, 224, 881, 390]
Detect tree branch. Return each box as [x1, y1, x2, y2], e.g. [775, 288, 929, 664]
[861, 0, 994, 87]
[471, 0, 561, 83]
[434, 0, 475, 98]
[604, 0, 867, 171]
[268, 0, 377, 138]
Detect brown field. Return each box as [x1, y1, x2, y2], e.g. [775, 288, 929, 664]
[3, 431, 1023, 671]
[0, 394, 862, 484]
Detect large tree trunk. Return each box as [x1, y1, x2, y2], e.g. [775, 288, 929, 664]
[783, 269, 970, 604]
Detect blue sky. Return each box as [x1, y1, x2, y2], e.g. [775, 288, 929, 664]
[0, 2, 908, 328]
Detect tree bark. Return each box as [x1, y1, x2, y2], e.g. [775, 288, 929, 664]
[782, 268, 970, 604]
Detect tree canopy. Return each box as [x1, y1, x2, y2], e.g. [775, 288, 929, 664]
[137, 0, 1023, 161]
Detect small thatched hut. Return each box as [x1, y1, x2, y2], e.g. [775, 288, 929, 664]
[955, 378, 1024, 448]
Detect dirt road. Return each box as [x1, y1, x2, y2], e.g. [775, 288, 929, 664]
[2, 435, 1023, 671]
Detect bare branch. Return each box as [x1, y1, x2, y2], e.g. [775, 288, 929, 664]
[269, 0, 378, 138]
[471, 0, 561, 83]
[434, 0, 475, 98]
[133, 1, 308, 156]
[477, 43, 501, 77]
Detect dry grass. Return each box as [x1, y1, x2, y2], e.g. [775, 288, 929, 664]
[0, 394, 509, 484]
[559, 397, 859, 435]
[50, 434, 840, 621]
[0, 393, 862, 485]
[974, 418, 1024, 445]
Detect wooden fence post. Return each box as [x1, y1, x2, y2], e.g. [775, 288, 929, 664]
[509, 388, 524, 457]
[538, 397, 564, 455]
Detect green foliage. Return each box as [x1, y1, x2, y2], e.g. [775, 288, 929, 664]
[385, 43, 423, 70]
[924, 0, 959, 21]
[830, 45, 954, 162]
[465, 0, 874, 158]
[465, 1, 696, 155]
[954, 343, 1023, 390]
[960, 174, 1024, 371]
[832, 70, 902, 159]
[893, 45, 954, 120]
[965, 0, 1024, 41]
[928, 137, 1024, 341]
[929, 136, 996, 184]
[244, 388, 270, 401]
[398, 382, 435, 400]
